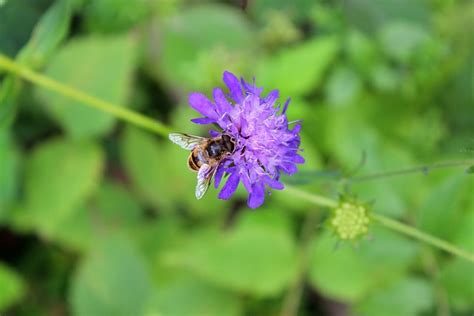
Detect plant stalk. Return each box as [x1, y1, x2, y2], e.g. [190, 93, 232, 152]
[371, 213, 474, 263]
[0, 53, 172, 137]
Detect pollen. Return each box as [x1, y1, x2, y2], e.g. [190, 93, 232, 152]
[331, 201, 370, 241]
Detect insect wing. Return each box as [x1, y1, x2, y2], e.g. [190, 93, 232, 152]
[195, 164, 217, 199]
[169, 133, 206, 150]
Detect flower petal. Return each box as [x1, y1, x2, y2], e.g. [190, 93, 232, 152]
[291, 122, 302, 134]
[292, 154, 305, 164]
[264, 89, 279, 105]
[281, 162, 298, 174]
[223, 71, 243, 103]
[214, 162, 233, 189]
[248, 182, 265, 208]
[214, 166, 226, 189]
[282, 97, 291, 114]
[218, 171, 240, 200]
[240, 171, 253, 193]
[189, 92, 216, 118]
[241, 77, 263, 96]
[240, 117, 251, 138]
[209, 129, 220, 137]
[263, 176, 284, 190]
[213, 87, 233, 114]
[191, 117, 215, 124]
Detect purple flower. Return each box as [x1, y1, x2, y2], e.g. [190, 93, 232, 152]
[189, 71, 304, 208]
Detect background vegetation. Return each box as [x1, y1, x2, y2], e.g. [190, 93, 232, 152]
[0, 0, 473, 315]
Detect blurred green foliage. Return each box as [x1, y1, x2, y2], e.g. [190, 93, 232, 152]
[0, 0, 473, 315]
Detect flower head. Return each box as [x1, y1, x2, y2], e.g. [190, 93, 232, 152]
[330, 198, 371, 241]
[189, 71, 304, 208]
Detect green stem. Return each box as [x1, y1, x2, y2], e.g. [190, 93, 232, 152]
[2, 53, 472, 264]
[283, 187, 474, 263]
[284, 185, 338, 208]
[351, 160, 474, 182]
[371, 213, 474, 263]
[0, 53, 172, 137]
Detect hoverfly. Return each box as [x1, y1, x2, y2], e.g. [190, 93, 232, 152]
[169, 133, 236, 199]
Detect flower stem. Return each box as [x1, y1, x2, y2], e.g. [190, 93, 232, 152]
[350, 160, 474, 182]
[284, 185, 338, 208]
[371, 213, 474, 263]
[282, 187, 474, 263]
[0, 53, 172, 137]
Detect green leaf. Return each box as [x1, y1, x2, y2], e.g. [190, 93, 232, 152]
[17, 0, 74, 68]
[164, 210, 298, 297]
[441, 201, 474, 309]
[452, 205, 474, 252]
[257, 36, 340, 97]
[0, 263, 25, 311]
[129, 219, 188, 284]
[20, 137, 103, 236]
[440, 259, 474, 311]
[51, 181, 143, 252]
[0, 0, 75, 126]
[121, 126, 176, 211]
[369, 63, 400, 92]
[0, 129, 20, 220]
[249, 0, 316, 23]
[161, 4, 254, 57]
[121, 126, 228, 215]
[70, 237, 152, 316]
[325, 66, 362, 106]
[346, 30, 380, 75]
[149, 4, 256, 90]
[92, 181, 143, 224]
[321, 106, 417, 216]
[83, 0, 150, 34]
[258, 11, 302, 48]
[351, 142, 418, 217]
[37, 35, 136, 138]
[45, 204, 95, 252]
[342, 0, 430, 32]
[382, 108, 446, 155]
[308, 227, 418, 302]
[147, 277, 242, 316]
[0, 76, 21, 127]
[0, 0, 51, 57]
[378, 21, 430, 63]
[417, 174, 472, 239]
[354, 277, 434, 316]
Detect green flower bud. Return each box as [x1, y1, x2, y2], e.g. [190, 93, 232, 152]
[330, 199, 371, 241]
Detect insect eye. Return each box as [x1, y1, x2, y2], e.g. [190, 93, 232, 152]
[207, 142, 222, 157]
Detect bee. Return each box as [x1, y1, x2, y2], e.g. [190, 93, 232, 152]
[169, 133, 236, 199]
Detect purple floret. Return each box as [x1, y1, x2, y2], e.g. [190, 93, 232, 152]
[189, 71, 304, 208]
